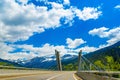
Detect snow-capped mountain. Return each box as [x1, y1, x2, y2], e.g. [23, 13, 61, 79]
[12, 54, 77, 69]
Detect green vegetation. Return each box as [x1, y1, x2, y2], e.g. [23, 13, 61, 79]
[63, 41, 120, 71]
[0, 58, 23, 69]
[63, 63, 78, 70]
[0, 62, 14, 67]
[0, 62, 39, 70]
[94, 56, 120, 71]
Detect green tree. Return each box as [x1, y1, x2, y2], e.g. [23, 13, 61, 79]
[105, 56, 114, 70]
[94, 60, 105, 70]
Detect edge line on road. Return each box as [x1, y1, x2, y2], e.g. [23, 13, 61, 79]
[73, 74, 78, 80]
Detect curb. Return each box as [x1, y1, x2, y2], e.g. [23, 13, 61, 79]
[73, 73, 83, 80]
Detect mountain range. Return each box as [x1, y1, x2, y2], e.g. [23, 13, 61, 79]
[9, 54, 77, 69]
[0, 58, 21, 67]
[0, 41, 120, 70]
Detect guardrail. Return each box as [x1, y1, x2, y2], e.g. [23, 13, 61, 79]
[0, 66, 41, 70]
[76, 71, 120, 80]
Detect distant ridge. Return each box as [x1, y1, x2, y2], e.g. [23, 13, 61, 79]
[0, 58, 22, 67]
[85, 41, 120, 63]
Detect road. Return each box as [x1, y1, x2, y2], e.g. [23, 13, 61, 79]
[47, 71, 76, 80]
[0, 69, 77, 80]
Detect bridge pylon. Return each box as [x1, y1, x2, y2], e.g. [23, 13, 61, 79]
[78, 50, 82, 72]
[55, 50, 62, 71]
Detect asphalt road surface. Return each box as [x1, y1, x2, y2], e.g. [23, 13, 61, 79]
[0, 70, 77, 80]
[47, 71, 76, 80]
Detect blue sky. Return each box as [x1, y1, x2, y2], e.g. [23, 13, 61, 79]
[0, 0, 120, 60]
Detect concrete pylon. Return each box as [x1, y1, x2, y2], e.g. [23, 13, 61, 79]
[78, 50, 82, 72]
[89, 63, 92, 70]
[55, 50, 62, 71]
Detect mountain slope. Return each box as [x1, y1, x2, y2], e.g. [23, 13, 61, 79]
[18, 54, 77, 70]
[84, 41, 120, 71]
[63, 41, 120, 71]
[85, 41, 120, 63]
[0, 58, 22, 67]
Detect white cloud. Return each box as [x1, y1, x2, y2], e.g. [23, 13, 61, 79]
[98, 43, 112, 49]
[50, 2, 63, 9]
[75, 46, 97, 53]
[64, 0, 70, 5]
[0, 0, 75, 42]
[0, 43, 68, 60]
[0, 42, 15, 55]
[107, 33, 120, 45]
[66, 38, 86, 48]
[89, 26, 120, 45]
[0, 22, 45, 42]
[0, 43, 30, 60]
[0, 42, 98, 60]
[0, 42, 97, 60]
[0, 0, 102, 43]
[17, 43, 67, 56]
[2, 52, 37, 60]
[89, 27, 109, 38]
[74, 7, 102, 21]
[115, 5, 120, 9]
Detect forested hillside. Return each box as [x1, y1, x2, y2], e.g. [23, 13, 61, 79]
[0, 58, 22, 67]
[63, 41, 120, 71]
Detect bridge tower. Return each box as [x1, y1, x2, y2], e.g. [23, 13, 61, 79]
[55, 50, 62, 71]
[78, 50, 82, 72]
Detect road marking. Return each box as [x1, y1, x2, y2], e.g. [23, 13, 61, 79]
[46, 73, 63, 80]
[73, 74, 78, 80]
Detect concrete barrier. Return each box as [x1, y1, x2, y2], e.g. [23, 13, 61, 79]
[76, 72, 120, 80]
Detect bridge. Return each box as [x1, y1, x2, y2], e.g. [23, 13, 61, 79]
[55, 50, 120, 80]
[0, 50, 120, 80]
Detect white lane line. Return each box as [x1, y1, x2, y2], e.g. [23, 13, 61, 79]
[73, 74, 78, 80]
[46, 73, 63, 80]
